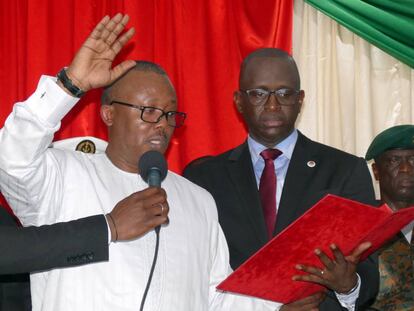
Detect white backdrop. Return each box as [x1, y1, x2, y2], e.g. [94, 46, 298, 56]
[293, 0, 414, 159]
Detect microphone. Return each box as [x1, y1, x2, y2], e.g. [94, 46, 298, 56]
[138, 150, 168, 187]
[138, 150, 168, 233]
[137, 150, 168, 311]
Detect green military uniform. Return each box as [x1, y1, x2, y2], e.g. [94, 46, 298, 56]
[366, 125, 414, 310]
[369, 231, 414, 310]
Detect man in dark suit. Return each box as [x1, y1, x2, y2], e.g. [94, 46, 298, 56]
[184, 48, 379, 310]
[364, 125, 414, 310]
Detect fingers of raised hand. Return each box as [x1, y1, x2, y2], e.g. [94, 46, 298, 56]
[91, 15, 110, 36]
[90, 15, 111, 41]
[67, 13, 135, 90]
[88, 13, 133, 53]
[92, 13, 123, 40]
[101, 14, 130, 47]
[109, 59, 136, 82]
[110, 27, 135, 55]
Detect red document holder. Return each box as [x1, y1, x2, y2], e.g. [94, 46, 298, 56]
[217, 194, 414, 304]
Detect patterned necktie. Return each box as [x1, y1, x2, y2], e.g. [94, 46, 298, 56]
[259, 149, 282, 240]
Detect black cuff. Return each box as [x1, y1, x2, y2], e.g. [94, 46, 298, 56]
[57, 68, 85, 98]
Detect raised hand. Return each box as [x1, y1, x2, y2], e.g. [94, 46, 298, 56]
[292, 242, 372, 294]
[65, 13, 136, 92]
[280, 292, 325, 311]
[106, 187, 169, 241]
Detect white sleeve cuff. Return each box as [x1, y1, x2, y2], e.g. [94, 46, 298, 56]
[25, 75, 80, 127]
[334, 274, 361, 311]
[103, 215, 112, 244]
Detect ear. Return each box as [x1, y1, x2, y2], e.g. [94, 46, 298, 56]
[100, 104, 114, 127]
[234, 90, 243, 114]
[372, 162, 380, 181]
[297, 90, 305, 111]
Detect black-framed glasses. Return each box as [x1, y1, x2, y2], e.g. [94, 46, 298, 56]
[240, 88, 300, 106]
[110, 100, 187, 128]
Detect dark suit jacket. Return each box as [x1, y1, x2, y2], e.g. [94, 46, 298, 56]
[0, 206, 108, 311]
[0, 206, 108, 310]
[184, 131, 379, 310]
[0, 208, 30, 311]
[0, 207, 109, 275]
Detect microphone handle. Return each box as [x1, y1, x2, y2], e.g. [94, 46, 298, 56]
[147, 168, 162, 233]
[147, 168, 162, 187]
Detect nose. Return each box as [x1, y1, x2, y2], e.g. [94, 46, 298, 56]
[398, 158, 414, 174]
[154, 114, 169, 129]
[264, 92, 281, 111]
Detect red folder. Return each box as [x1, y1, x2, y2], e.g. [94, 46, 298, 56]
[217, 194, 414, 304]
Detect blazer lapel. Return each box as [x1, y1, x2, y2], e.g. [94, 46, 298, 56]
[275, 132, 319, 235]
[226, 142, 268, 245]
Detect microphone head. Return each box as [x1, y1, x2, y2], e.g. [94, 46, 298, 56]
[138, 150, 168, 184]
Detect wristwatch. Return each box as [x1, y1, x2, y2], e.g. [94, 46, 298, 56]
[57, 68, 85, 98]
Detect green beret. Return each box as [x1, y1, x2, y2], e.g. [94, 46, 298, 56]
[365, 125, 414, 160]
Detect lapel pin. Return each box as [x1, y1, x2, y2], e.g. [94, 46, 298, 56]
[307, 160, 316, 168]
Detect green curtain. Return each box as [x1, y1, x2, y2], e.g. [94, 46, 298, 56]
[305, 0, 414, 68]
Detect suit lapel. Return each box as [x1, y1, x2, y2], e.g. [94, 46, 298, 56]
[226, 142, 268, 245]
[275, 133, 319, 235]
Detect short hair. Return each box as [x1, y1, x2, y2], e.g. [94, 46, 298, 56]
[101, 60, 169, 105]
[239, 48, 301, 89]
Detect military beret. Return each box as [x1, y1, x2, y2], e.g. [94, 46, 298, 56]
[365, 125, 414, 160]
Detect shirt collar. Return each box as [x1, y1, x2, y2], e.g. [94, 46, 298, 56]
[248, 129, 298, 165]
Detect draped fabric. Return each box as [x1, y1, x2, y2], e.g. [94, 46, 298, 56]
[293, 1, 414, 157]
[0, 0, 293, 174]
[2, 0, 413, 209]
[293, 1, 414, 199]
[304, 0, 414, 68]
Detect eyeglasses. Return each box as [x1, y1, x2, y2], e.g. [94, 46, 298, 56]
[240, 88, 300, 106]
[110, 100, 187, 128]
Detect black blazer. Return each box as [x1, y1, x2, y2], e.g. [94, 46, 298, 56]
[0, 207, 108, 275]
[0, 207, 30, 311]
[184, 132, 379, 310]
[0, 207, 109, 310]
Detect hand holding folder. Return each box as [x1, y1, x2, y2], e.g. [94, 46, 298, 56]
[217, 194, 414, 304]
[292, 239, 370, 295]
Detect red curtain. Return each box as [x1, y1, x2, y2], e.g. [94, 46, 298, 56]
[0, 0, 292, 174]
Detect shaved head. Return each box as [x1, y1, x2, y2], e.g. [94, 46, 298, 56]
[240, 48, 300, 90]
[101, 61, 172, 105]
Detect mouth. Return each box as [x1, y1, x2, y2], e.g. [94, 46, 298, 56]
[147, 135, 168, 148]
[261, 117, 284, 128]
[399, 179, 414, 188]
